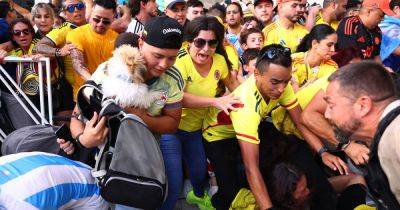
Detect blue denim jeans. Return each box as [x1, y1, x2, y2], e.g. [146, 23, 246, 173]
[160, 129, 208, 210]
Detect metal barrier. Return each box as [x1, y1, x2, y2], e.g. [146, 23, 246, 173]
[0, 56, 53, 140]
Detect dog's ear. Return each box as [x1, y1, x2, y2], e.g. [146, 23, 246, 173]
[132, 70, 145, 83]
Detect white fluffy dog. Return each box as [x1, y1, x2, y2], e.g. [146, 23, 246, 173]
[100, 45, 162, 109]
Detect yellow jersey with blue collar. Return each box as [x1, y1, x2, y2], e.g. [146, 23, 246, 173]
[262, 20, 308, 53]
[176, 48, 229, 131]
[202, 74, 298, 144]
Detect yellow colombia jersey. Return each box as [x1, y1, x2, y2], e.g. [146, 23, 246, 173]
[46, 22, 77, 86]
[9, 38, 38, 56]
[315, 12, 339, 30]
[262, 20, 308, 53]
[224, 40, 240, 71]
[202, 75, 298, 144]
[176, 48, 229, 131]
[66, 24, 118, 100]
[271, 75, 329, 139]
[292, 52, 338, 88]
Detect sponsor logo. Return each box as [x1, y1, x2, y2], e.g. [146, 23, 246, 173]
[163, 28, 182, 35]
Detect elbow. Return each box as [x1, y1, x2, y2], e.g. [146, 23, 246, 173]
[300, 110, 311, 128]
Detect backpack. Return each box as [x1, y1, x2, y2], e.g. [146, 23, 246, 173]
[77, 81, 167, 209]
[364, 105, 400, 210]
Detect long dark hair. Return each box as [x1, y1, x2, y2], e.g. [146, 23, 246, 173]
[268, 163, 308, 210]
[184, 16, 232, 70]
[9, 18, 35, 47]
[296, 24, 335, 53]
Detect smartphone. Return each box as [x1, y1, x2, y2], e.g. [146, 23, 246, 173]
[55, 124, 74, 143]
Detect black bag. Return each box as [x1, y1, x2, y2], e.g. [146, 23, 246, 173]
[364, 105, 400, 210]
[77, 81, 167, 209]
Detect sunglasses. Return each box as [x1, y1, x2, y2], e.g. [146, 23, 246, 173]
[12, 29, 31, 36]
[193, 38, 219, 49]
[92, 17, 112, 26]
[66, 2, 85, 13]
[256, 47, 291, 65]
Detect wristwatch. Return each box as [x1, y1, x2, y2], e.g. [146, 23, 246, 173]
[74, 132, 84, 147]
[318, 146, 328, 156]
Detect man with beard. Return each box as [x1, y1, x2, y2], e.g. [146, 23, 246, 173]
[126, 0, 158, 35]
[164, 0, 187, 27]
[324, 61, 400, 209]
[252, 0, 275, 27]
[306, 0, 348, 30]
[262, 0, 308, 52]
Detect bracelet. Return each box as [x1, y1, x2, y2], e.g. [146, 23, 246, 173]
[318, 146, 328, 156]
[55, 48, 62, 57]
[74, 132, 84, 144]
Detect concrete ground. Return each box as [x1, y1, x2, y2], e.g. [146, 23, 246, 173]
[174, 199, 199, 210]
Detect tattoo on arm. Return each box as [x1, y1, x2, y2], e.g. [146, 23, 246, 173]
[32, 37, 57, 57]
[70, 49, 91, 80]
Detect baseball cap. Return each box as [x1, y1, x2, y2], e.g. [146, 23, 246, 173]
[253, 0, 274, 7]
[2, 125, 60, 155]
[362, 0, 396, 16]
[165, 0, 186, 9]
[142, 16, 183, 49]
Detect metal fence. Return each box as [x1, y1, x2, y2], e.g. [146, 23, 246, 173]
[0, 56, 53, 141]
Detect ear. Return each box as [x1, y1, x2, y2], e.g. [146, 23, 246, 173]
[355, 96, 373, 117]
[241, 43, 248, 50]
[311, 39, 318, 49]
[140, 1, 147, 9]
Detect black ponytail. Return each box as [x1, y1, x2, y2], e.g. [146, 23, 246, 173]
[296, 24, 336, 53]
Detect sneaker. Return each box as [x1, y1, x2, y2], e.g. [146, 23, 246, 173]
[186, 190, 215, 210]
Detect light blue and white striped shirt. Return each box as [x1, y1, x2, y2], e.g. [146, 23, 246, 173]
[0, 152, 108, 210]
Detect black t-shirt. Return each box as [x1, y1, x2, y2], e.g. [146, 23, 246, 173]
[337, 16, 382, 60]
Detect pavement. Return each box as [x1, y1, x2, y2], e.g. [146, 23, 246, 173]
[174, 199, 199, 210]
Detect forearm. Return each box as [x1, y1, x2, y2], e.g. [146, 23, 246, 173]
[305, 13, 317, 31]
[182, 92, 216, 108]
[70, 49, 91, 80]
[297, 122, 325, 152]
[32, 38, 57, 58]
[301, 111, 338, 145]
[138, 114, 179, 134]
[223, 73, 240, 92]
[70, 106, 85, 137]
[246, 167, 273, 209]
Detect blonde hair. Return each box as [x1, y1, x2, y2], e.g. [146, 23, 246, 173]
[31, 3, 55, 21]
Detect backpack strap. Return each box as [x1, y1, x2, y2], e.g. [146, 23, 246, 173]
[365, 105, 400, 210]
[76, 80, 103, 120]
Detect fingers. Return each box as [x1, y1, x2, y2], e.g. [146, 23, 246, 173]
[57, 138, 75, 155]
[87, 112, 99, 127]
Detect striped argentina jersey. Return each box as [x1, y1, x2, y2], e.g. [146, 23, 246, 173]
[0, 152, 108, 210]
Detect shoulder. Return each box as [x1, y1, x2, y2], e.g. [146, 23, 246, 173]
[324, 59, 339, 68]
[262, 22, 278, 35]
[163, 66, 185, 91]
[292, 52, 305, 64]
[338, 16, 361, 35]
[294, 24, 308, 34]
[177, 48, 189, 59]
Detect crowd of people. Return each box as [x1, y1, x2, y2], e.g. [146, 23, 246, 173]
[0, 0, 400, 209]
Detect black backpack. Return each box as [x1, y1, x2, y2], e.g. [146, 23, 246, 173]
[365, 105, 400, 210]
[77, 81, 167, 209]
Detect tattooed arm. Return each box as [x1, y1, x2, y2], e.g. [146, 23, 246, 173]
[70, 48, 91, 80]
[33, 37, 77, 58]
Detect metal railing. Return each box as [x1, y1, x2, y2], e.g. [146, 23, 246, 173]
[0, 56, 53, 140]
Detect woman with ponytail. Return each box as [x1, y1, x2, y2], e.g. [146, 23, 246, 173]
[291, 24, 338, 91]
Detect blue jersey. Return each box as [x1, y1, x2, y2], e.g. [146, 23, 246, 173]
[0, 152, 108, 210]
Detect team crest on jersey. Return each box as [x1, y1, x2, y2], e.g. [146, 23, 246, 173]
[214, 70, 221, 80]
[154, 91, 168, 106]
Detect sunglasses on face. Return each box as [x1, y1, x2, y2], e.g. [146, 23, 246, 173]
[257, 47, 291, 65]
[92, 17, 112, 26]
[66, 2, 85, 13]
[12, 29, 31, 36]
[193, 38, 219, 49]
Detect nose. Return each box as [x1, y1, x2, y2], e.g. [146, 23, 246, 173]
[41, 17, 46, 22]
[324, 107, 331, 120]
[277, 83, 285, 94]
[158, 58, 169, 69]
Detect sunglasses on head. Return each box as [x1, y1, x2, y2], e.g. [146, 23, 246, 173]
[92, 17, 112, 25]
[193, 38, 219, 49]
[12, 29, 31, 36]
[66, 2, 85, 13]
[257, 47, 291, 65]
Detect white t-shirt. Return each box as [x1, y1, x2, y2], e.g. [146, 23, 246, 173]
[126, 18, 145, 35]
